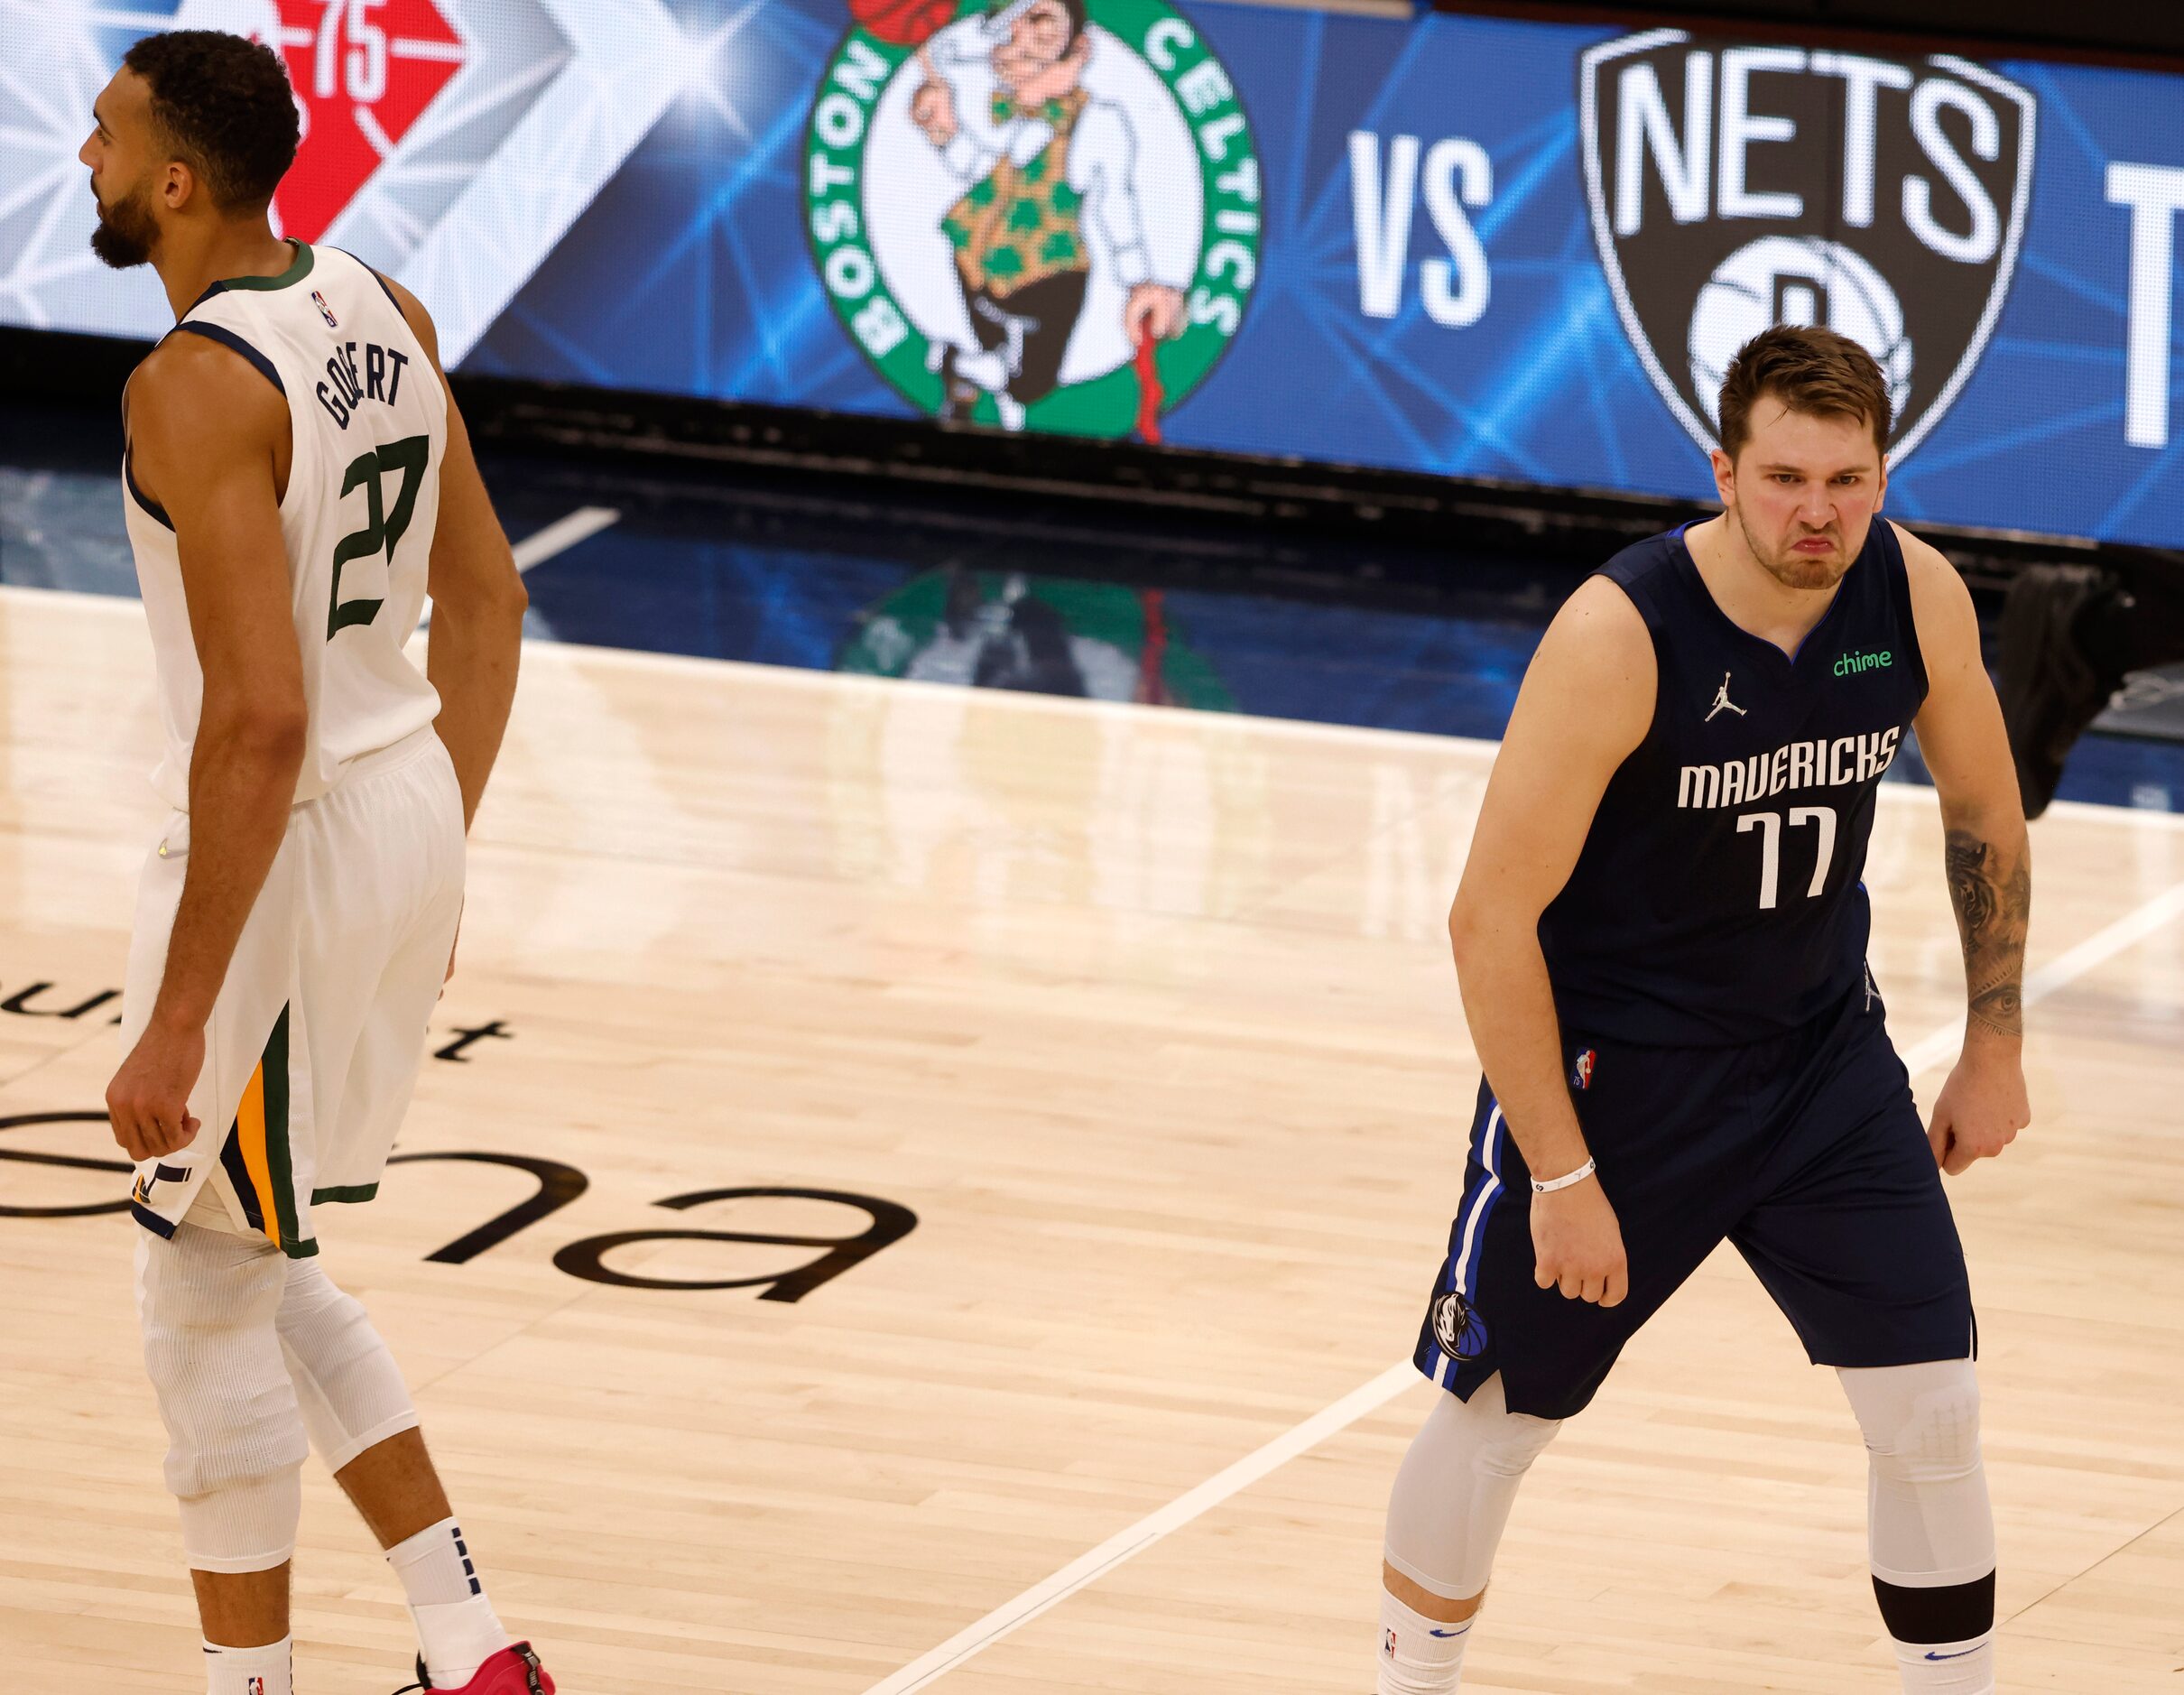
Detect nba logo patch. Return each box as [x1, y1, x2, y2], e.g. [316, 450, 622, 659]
[1382, 1627, 1397, 1658]
[311, 290, 338, 329]
[246, 1680, 265, 1695]
[1571, 1049, 1596, 1090]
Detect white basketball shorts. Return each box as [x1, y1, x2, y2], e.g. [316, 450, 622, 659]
[125, 727, 466, 1256]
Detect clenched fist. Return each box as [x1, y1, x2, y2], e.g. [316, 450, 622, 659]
[107, 1019, 205, 1162]
[1928, 1044, 2029, 1175]
[1531, 1172, 1628, 1307]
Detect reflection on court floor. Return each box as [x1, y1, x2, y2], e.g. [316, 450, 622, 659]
[10, 415, 2184, 811]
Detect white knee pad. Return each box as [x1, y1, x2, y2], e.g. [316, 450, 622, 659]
[134, 1226, 308, 1573]
[1838, 1358, 1995, 1588]
[275, 1258, 419, 1473]
[1384, 1374, 1562, 1602]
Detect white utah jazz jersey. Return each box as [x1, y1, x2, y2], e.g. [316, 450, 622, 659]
[122, 242, 445, 810]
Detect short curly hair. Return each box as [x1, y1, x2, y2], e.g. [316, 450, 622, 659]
[1717, 325, 1892, 461]
[122, 31, 299, 212]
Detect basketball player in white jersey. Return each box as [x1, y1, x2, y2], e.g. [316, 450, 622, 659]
[83, 32, 552, 1695]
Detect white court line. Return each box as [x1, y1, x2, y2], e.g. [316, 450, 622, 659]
[1893, 876, 2184, 1077]
[864, 874, 2184, 1694]
[418, 505, 619, 628]
[862, 1364, 1419, 1695]
[510, 505, 621, 571]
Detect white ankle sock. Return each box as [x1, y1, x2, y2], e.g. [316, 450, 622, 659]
[1378, 1589, 1471, 1694]
[1892, 1632, 1994, 1693]
[203, 1635, 292, 1695]
[387, 1517, 511, 1687]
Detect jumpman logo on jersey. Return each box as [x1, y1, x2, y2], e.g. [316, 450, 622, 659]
[1706, 672, 1747, 722]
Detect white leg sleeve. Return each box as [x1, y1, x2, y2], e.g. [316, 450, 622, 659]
[1384, 1374, 1562, 1602]
[134, 1225, 308, 1574]
[1838, 1359, 1996, 1589]
[275, 1257, 419, 1474]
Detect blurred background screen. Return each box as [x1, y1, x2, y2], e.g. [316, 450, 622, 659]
[7, 0, 2182, 547]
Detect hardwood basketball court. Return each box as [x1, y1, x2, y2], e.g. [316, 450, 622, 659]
[2, 585, 2179, 1691]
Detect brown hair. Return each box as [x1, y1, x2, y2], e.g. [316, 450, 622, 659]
[1716, 325, 1892, 461]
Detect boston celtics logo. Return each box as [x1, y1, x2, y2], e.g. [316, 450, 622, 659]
[810, 0, 1262, 439]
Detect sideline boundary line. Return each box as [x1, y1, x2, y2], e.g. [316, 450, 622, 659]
[862, 875, 2184, 1693]
[861, 1364, 1419, 1695]
[1895, 876, 2184, 1076]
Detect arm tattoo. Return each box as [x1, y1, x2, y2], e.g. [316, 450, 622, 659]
[1944, 829, 2030, 1039]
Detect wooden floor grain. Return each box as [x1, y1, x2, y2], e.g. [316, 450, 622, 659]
[0, 587, 2177, 1692]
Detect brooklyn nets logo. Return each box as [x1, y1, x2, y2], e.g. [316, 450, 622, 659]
[1580, 31, 2036, 464]
[809, 0, 1262, 440]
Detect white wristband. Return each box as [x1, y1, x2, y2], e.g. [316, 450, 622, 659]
[1531, 1157, 1596, 1195]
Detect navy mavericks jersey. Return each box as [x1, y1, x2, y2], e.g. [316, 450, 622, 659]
[1537, 522, 1929, 1046]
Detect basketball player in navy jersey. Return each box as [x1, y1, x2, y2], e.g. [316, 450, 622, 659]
[1377, 327, 2029, 1695]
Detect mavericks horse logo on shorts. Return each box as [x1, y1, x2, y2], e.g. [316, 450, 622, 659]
[1431, 1289, 1490, 1360]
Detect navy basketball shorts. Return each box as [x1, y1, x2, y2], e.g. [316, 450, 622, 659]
[1412, 983, 1976, 1421]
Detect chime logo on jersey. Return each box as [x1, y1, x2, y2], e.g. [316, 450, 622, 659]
[1579, 31, 2036, 465]
[808, 0, 1262, 441]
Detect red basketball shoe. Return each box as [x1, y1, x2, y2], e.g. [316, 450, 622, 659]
[394, 1643, 554, 1693]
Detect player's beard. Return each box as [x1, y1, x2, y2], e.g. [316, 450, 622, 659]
[89, 181, 159, 270]
[1736, 504, 1852, 593]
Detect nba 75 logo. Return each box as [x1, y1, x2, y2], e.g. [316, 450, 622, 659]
[153, 0, 470, 241]
[809, 0, 1262, 441]
[1580, 32, 2036, 463]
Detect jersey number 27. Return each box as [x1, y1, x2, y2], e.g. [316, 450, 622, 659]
[329, 433, 429, 640]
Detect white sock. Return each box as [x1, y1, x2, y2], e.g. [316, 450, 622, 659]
[1892, 1632, 1994, 1693]
[1378, 1588, 1471, 1694]
[203, 1635, 292, 1695]
[387, 1517, 511, 1687]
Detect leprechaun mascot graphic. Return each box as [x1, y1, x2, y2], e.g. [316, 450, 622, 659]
[912, 0, 1184, 429]
[819, 0, 1263, 440]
